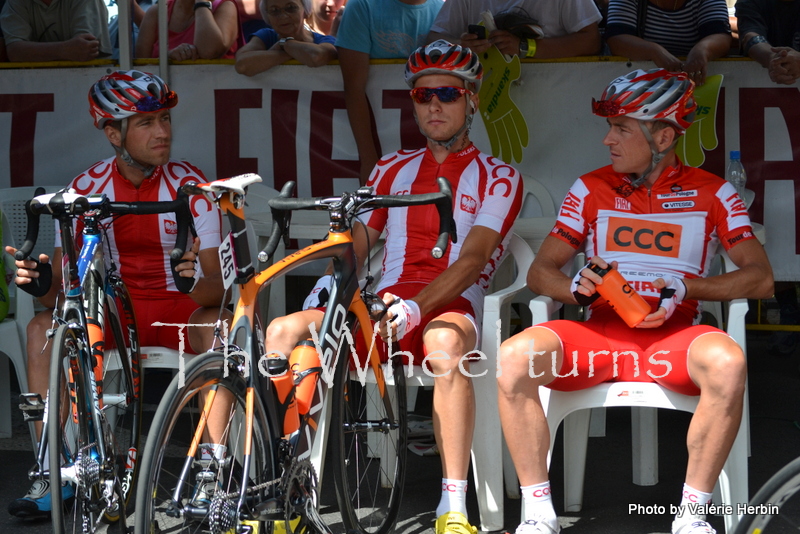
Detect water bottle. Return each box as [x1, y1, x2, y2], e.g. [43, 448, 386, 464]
[266, 354, 300, 437]
[726, 150, 747, 200]
[588, 263, 651, 328]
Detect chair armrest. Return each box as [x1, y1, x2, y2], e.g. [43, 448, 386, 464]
[529, 294, 562, 326]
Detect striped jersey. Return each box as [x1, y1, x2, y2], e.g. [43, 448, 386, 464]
[55, 158, 222, 300]
[551, 163, 755, 320]
[605, 0, 731, 56]
[365, 144, 523, 317]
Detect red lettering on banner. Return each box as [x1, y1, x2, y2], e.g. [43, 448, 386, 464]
[382, 90, 426, 150]
[214, 89, 262, 180]
[308, 91, 360, 197]
[272, 89, 299, 194]
[0, 94, 54, 187]
[739, 87, 800, 253]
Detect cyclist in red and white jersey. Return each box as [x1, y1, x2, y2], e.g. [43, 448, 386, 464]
[497, 69, 774, 534]
[266, 40, 522, 534]
[5, 70, 230, 520]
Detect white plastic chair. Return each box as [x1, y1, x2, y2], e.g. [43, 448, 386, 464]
[526, 250, 749, 534]
[0, 186, 61, 448]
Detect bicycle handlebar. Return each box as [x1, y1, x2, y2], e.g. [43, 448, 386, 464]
[261, 177, 457, 261]
[16, 188, 196, 293]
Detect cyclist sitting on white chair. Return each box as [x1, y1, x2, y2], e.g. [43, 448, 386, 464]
[496, 68, 774, 534]
[4, 70, 231, 520]
[266, 40, 523, 534]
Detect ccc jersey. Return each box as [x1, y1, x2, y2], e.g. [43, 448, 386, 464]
[551, 162, 755, 320]
[365, 144, 523, 317]
[55, 158, 222, 300]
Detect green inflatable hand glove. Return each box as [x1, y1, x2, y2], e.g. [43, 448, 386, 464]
[478, 45, 529, 164]
[676, 74, 723, 168]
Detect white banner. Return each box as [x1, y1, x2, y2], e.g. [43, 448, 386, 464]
[0, 60, 797, 279]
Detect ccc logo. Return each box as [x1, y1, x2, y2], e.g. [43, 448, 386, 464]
[605, 217, 682, 258]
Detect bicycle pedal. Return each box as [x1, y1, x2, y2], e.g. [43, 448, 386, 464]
[18, 393, 45, 422]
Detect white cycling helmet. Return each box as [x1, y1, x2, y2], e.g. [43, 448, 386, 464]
[405, 40, 483, 93]
[89, 70, 177, 130]
[592, 68, 696, 135]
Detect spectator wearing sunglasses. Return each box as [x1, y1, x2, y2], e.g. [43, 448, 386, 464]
[0, 0, 111, 62]
[136, 0, 244, 60]
[235, 0, 337, 75]
[336, 0, 443, 184]
[264, 40, 522, 534]
[427, 0, 602, 59]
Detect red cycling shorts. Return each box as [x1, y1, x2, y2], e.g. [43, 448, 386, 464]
[536, 305, 726, 396]
[131, 296, 201, 354]
[353, 282, 477, 367]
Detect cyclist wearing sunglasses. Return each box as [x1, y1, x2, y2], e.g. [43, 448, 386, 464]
[496, 69, 773, 534]
[6, 70, 231, 521]
[267, 40, 523, 534]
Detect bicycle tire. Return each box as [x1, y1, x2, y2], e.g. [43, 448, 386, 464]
[331, 316, 408, 534]
[49, 323, 100, 534]
[734, 455, 800, 534]
[134, 351, 276, 534]
[100, 288, 142, 524]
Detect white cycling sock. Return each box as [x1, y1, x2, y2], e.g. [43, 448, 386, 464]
[436, 478, 468, 517]
[676, 483, 713, 519]
[199, 443, 227, 462]
[521, 481, 558, 527]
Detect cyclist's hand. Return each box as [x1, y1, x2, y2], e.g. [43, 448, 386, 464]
[5, 245, 53, 298]
[653, 275, 687, 322]
[379, 293, 421, 342]
[174, 237, 200, 293]
[303, 274, 332, 310]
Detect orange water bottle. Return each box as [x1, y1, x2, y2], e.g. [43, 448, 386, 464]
[589, 264, 651, 327]
[290, 340, 322, 415]
[266, 354, 300, 436]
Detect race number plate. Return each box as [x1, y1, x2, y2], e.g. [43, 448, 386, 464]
[218, 233, 237, 290]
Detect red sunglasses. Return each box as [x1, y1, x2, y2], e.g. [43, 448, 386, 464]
[410, 86, 471, 104]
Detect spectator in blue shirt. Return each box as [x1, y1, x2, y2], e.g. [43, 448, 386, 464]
[235, 0, 337, 75]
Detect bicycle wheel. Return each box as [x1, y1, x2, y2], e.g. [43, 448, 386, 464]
[734, 455, 800, 534]
[101, 288, 142, 523]
[49, 323, 104, 534]
[331, 317, 408, 534]
[134, 352, 276, 534]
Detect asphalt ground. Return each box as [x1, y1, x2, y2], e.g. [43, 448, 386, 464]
[1, 329, 798, 534]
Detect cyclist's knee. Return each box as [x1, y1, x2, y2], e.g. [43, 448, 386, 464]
[26, 310, 54, 356]
[497, 327, 561, 391]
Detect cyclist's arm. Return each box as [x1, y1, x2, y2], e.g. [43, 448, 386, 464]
[174, 238, 228, 307]
[3, 245, 63, 309]
[681, 238, 774, 302]
[526, 235, 585, 305]
[412, 225, 503, 316]
[353, 221, 383, 271]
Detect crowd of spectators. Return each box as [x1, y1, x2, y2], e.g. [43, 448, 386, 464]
[0, 0, 795, 88]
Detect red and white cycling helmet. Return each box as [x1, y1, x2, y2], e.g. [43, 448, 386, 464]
[405, 40, 483, 92]
[591, 68, 696, 134]
[89, 70, 178, 129]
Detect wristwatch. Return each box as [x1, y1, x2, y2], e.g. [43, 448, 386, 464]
[519, 38, 537, 58]
[277, 37, 295, 49]
[194, 1, 213, 11]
